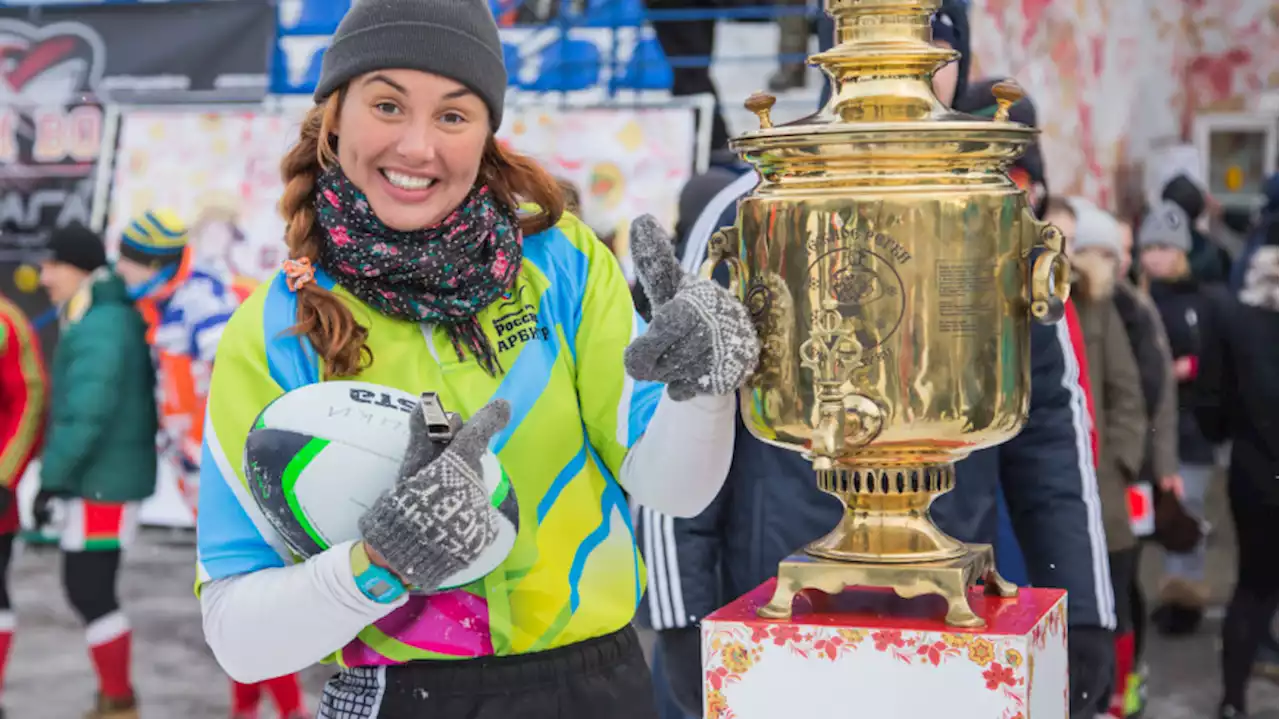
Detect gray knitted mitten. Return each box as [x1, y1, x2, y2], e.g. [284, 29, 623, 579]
[625, 214, 760, 401]
[357, 398, 510, 591]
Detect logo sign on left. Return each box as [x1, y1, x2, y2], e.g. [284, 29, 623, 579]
[0, 18, 106, 263]
[0, 19, 107, 107]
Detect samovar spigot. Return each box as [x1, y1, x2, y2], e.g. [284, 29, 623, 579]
[812, 389, 848, 465]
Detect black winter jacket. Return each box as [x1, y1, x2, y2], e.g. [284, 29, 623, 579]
[1148, 277, 1233, 466]
[1194, 246, 1278, 505]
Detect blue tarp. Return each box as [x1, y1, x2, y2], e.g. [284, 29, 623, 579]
[273, 0, 671, 95]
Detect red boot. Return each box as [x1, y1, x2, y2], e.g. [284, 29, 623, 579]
[1109, 632, 1135, 717]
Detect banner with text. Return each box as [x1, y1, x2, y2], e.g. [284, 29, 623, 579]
[0, 0, 273, 105]
[0, 101, 105, 363]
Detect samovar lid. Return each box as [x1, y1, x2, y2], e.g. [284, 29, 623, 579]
[730, 0, 1036, 184]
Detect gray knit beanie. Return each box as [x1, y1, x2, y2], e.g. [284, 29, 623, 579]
[314, 0, 507, 129]
[1138, 200, 1193, 253]
[1065, 197, 1123, 257]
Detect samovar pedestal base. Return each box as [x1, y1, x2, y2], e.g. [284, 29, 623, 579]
[702, 579, 1069, 719]
[757, 542, 1018, 628]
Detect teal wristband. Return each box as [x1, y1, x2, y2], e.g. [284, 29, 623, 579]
[355, 564, 407, 604]
[351, 543, 406, 604]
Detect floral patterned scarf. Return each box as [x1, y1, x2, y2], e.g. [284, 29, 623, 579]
[314, 166, 522, 376]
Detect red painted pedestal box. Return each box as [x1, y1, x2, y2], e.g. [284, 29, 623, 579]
[701, 580, 1068, 719]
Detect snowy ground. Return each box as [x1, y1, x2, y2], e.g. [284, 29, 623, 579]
[5, 468, 1277, 719]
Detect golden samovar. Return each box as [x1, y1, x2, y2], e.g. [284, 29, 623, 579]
[707, 0, 1069, 628]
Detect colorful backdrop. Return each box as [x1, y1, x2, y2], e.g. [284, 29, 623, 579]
[106, 104, 694, 294]
[968, 0, 1279, 209]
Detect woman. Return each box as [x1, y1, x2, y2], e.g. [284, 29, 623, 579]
[1139, 200, 1232, 637]
[195, 1, 758, 717]
[1045, 197, 1148, 716]
[1193, 219, 1278, 719]
[1113, 212, 1182, 718]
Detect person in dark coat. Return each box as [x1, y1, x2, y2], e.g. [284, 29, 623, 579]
[640, 9, 1116, 712]
[1161, 174, 1231, 285]
[1044, 194, 1157, 711]
[640, 171, 1117, 719]
[1139, 200, 1234, 637]
[1193, 211, 1278, 719]
[1223, 174, 1280, 680]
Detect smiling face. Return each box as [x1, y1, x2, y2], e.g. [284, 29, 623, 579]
[333, 69, 491, 231]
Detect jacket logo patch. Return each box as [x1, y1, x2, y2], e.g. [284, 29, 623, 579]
[492, 285, 550, 352]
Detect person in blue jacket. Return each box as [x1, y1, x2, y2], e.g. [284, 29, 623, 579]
[636, 4, 1115, 719]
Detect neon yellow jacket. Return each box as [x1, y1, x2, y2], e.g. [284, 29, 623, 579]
[196, 214, 662, 665]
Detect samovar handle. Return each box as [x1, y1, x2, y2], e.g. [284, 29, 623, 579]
[1025, 209, 1070, 324]
[700, 227, 748, 297]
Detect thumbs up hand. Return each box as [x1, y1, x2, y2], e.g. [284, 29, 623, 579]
[624, 215, 759, 401]
[358, 398, 511, 592]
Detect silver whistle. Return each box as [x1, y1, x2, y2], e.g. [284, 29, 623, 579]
[418, 392, 458, 443]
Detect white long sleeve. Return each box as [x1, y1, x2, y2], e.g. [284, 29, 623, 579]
[619, 391, 736, 517]
[200, 540, 406, 683]
[202, 393, 735, 681]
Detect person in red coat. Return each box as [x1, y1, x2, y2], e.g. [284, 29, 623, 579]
[0, 291, 46, 712]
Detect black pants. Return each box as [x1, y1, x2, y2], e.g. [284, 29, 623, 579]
[63, 550, 122, 624]
[1131, 550, 1147, 664]
[1090, 547, 1139, 714]
[643, 0, 730, 151]
[1108, 547, 1138, 636]
[0, 533, 12, 611]
[320, 626, 658, 718]
[0, 537, 120, 623]
[1221, 480, 1279, 711]
[656, 626, 701, 717]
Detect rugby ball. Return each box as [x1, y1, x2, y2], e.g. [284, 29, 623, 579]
[243, 381, 518, 591]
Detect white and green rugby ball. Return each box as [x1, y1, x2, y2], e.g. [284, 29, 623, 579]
[243, 381, 517, 591]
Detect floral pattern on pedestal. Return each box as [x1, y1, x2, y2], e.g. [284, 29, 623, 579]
[703, 619, 1063, 719]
